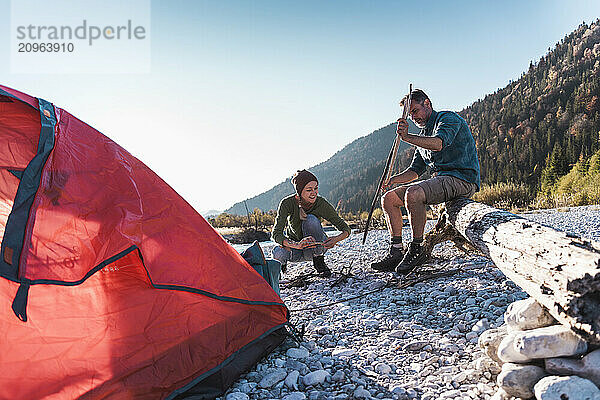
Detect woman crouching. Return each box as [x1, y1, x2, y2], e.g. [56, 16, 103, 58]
[271, 169, 351, 277]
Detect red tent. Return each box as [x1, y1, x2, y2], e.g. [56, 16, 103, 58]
[0, 85, 289, 399]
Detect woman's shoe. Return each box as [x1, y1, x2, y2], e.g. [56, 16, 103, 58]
[313, 255, 331, 277]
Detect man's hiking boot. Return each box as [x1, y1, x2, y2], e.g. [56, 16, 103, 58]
[313, 255, 331, 277]
[396, 241, 427, 274]
[371, 246, 404, 272]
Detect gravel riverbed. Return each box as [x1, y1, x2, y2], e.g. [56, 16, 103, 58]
[220, 205, 600, 400]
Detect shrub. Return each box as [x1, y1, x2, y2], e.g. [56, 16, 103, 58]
[473, 182, 534, 210]
[534, 149, 600, 208]
[372, 207, 384, 224]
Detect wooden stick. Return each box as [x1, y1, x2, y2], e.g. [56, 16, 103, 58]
[362, 84, 412, 245]
[385, 84, 412, 184]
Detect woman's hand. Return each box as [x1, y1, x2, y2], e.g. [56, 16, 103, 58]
[323, 237, 338, 249]
[283, 239, 302, 250]
[323, 231, 349, 249]
[298, 236, 321, 249]
[284, 237, 321, 249]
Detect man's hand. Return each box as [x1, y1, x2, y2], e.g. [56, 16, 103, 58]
[381, 178, 393, 192]
[396, 118, 409, 140]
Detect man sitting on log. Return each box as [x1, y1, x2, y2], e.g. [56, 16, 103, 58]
[371, 89, 481, 274]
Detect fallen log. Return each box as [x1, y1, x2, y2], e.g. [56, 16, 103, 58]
[442, 198, 600, 344]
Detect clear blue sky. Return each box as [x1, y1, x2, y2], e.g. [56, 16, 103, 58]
[1, 0, 599, 212]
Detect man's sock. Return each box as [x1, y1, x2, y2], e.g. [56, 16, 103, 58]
[412, 236, 423, 245]
[391, 236, 403, 248]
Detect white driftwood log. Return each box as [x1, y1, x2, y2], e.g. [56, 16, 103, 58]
[444, 198, 600, 344]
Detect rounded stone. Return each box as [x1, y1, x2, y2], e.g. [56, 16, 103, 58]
[497, 332, 532, 363]
[303, 370, 330, 386]
[226, 393, 250, 400]
[514, 325, 588, 359]
[332, 348, 357, 357]
[402, 341, 428, 352]
[285, 370, 300, 390]
[504, 297, 555, 331]
[375, 362, 392, 375]
[331, 370, 345, 382]
[287, 347, 310, 359]
[353, 386, 371, 399]
[497, 362, 546, 398]
[282, 393, 307, 400]
[534, 375, 600, 400]
[258, 369, 287, 388]
[545, 348, 600, 386]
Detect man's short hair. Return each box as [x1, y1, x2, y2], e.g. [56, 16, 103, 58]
[400, 89, 430, 107]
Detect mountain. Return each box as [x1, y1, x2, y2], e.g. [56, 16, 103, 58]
[225, 121, 420, 215]
[201, 209, 222, 218]
[227, 20, 600, 215]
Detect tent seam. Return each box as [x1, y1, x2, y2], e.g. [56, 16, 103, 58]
[4, 245, 287, 309]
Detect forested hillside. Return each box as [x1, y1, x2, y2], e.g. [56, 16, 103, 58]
[461, 21, 600, 188]
[227, 20, 600, 215]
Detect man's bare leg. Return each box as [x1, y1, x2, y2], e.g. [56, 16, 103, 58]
[381, 187, 407, 237]
[404, 185, 427, 240]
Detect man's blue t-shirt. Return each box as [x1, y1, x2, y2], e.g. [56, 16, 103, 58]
[408, 110, 481, 188]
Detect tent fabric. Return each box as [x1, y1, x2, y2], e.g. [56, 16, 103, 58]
[169, 326, 287, 400]
[0, 84, 289, 399]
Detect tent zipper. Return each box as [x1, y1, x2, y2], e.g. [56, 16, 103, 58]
[11, 279, 30, 322]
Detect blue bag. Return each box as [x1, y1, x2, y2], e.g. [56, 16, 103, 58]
[241, 241, 281, 296]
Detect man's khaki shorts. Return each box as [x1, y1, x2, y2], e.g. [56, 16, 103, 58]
[396, 175, 478, 205]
